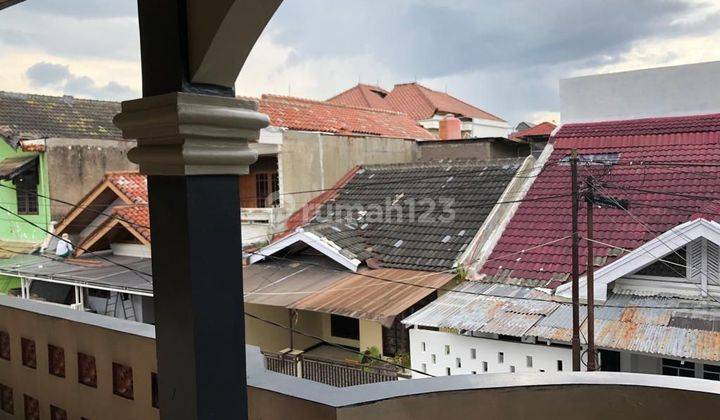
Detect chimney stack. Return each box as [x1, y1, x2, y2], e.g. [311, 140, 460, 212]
[439, 114, 461, 140]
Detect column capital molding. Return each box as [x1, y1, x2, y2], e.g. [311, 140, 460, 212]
[113, 92, 268, 176]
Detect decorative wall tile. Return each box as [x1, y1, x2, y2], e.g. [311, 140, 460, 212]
[77, 353, 97, 388]
[23, 394, 39, 420]
[0, 331, 9, 361]
[48, 345, 65, 378]
[0, 383, 13, 414]
[20, 338, 36, 369]
[50, 405, 68, 420]
[112, 362, 133, 400]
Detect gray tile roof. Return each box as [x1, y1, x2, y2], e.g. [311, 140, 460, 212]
[305, 159, 523, 272]
[0, 91, 122, 145]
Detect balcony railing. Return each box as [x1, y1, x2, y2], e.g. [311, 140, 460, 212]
[262, 350, 398, 387]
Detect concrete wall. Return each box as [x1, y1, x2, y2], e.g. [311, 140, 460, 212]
[410, 329, 574, 378]
[560, 61, 720, 123]
[244, 304, 323, 352]
[0, 296, 158, 420]
[45, 138, 137, 221]
[416, 139, 528, 162]
[278, 131, 416, 214]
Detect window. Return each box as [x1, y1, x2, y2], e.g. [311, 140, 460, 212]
[471, 371, 477, 374]
[557, 360, 563, 371]
[330, 315, 359, 340]
[421, 363, 427, 373]
[20, 338, 36, 369]
[482, 361, 488, 372]
[15, 173, 39, 215]
[498, 352, 504, 364]
[78, 353, 97, 388]
[112, 363, 134, 400]
[431, 354, 437, 364]
[48, 345, 65, 378]
[703, 364, 720, 381]
[510, 366, 516, 373]
[526, 356, 533, 368]
[151, 372, 159, 409]
[421, 342, 426, 352]
[446, 367, 451, 376]
[0, 383, 13, 414]
[456, 358, 462, 368]
[50, 405, 67, 420]
[662, 358, 695, 378]
[24, 394, 39, 420]
[470, 348, 477, 359]
[444, 345, 450, 355]
[255, 172, 280, 207]
[0, 331, 9, 361]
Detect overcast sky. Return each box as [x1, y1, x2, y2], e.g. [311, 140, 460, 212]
[1, 0, 719, 125]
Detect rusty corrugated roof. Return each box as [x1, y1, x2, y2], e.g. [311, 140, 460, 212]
[290, 268, 455, 327]
[403, 282, 720, 362]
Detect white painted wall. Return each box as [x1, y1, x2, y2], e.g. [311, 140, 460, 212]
[560, 61, 720, 123]
[409, 329, 575, 378]
[418, 115, 511, 139]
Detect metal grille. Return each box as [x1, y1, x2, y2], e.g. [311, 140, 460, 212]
[262, 352, 398, 387]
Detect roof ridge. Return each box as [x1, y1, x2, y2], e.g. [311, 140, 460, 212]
[0, 90, 120, 105]
[262, 93, 410, 116]
[361, 157, 525, 171]
[562, 112, 720, 128]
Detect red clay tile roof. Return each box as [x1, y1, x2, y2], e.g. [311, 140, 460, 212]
[326, 84, 394, 110]
[384, 83, 506, 122]
[259, 94, 434, 140]
[479, 113, 720, 289]
[113, 205, 151, 241]
[511, 121, 556, 140]
[106, 172, 148, 204]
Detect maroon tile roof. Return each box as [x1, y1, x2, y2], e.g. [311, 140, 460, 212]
[478, 113, 720, 289]
[326, 84, 394, 110]
[384, 83, 506, 122]
[259, 94, 434, 140]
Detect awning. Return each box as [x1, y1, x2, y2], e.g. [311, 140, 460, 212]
[290, 268, 455, 327]
[0, 254, 153, 295]
[0, 155, 37, 180]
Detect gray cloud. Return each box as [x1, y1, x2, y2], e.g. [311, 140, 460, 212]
[270, 0, 710, 77]
[3, 0, 720, 123]
[22, 0, 137, 19]
[26, 62, 136, 101]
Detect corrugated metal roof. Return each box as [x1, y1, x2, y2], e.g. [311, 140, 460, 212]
[403, 281, 720, 362]
[290, 268, 455, 327]
[242, 258, 348, 307]
[0, 254, 152, 294]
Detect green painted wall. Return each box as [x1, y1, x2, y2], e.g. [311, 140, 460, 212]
[0, 137, 51, 244]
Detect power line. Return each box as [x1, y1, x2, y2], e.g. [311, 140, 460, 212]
[0, 204, 153, 280]
[585, 172, 720, 305]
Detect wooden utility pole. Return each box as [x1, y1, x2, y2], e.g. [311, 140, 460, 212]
[570, 149, 581, 371]
[585, 178, 597, 371]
